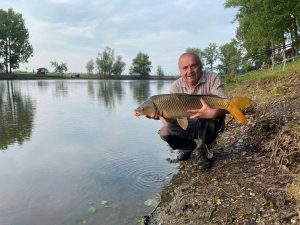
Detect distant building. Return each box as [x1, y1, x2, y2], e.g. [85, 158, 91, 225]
[37, 68, 48, 74]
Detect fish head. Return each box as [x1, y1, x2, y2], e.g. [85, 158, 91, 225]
[134, 99, 157, 117]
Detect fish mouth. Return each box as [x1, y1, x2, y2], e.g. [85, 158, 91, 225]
[134, 111, 141, 116]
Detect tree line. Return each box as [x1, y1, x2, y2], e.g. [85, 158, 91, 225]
[85, 47, 165, 77]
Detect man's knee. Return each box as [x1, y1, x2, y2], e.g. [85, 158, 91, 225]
[158, 125, 195, 150]
[158, 126, 171, 142]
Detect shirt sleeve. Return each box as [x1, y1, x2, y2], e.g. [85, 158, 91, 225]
[210, 73, 229, 98]
[170, 79, 182, 94]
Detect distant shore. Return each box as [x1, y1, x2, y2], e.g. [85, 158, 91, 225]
[0, 73, 178, 80]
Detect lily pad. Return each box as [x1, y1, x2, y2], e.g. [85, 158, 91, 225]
[88, 206, 97, 214]
[144, 198, 159, 207]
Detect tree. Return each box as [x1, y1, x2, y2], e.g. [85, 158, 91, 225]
[86, 59, 94, 74]
[218, 39, 241, 76]
[185, 48, 204, 64]
[225, 0, 300, 62]
[111, 56, 126, 76]
[157, 65, 165, 77]
[202, 43, 219, 71]
[129, 52, 152, 77]
[51, 61, 68, 74]
[95, 46, 114, 76]
[0, 8, 33, 73]
[186, 48, 202, 57]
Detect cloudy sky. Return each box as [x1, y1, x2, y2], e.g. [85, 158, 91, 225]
[1, 0, 238, 75]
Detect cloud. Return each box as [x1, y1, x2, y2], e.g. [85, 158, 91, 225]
[1, 0, 237, 74]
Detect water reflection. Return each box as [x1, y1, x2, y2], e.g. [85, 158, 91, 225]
[54, 80, 68, 97]
[37, 80, 49, 92]
[87, 80, 124, 110]
[0, 81, 35, 150]
[130, 80, 151, 104]
[156, 80, 165, 92]
[87, 80, 95, 98]
[97, 80, 123, 110]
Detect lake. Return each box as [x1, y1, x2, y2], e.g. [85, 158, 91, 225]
[0, 79, 178, 225]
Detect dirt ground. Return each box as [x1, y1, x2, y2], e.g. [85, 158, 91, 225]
[143, 71, 300, 225]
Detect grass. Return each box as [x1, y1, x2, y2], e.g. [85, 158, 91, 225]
[224, 58, 300, 98]
[224, 58, 300, 88]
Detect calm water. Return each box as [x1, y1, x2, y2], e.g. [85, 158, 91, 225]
[0, 79, 177, 225]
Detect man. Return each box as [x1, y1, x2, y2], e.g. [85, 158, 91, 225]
[151, 52, 228, 170]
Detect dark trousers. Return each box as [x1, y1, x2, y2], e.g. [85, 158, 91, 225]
[159, 118, 225, 151]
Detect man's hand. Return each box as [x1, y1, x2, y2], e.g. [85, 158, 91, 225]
[187, 98, 226, 119]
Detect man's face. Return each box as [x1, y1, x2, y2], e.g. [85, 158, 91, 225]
[179, 55, 201, 86]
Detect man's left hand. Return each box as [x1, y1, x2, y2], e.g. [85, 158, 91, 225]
[187, 98, 223, 119]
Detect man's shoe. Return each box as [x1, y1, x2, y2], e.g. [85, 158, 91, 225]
[177, 150, 192, 161]
[197, 153, 212, 170]
[192, 144, 213, 170]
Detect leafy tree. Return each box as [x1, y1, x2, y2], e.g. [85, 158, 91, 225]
[51, 61, 68, 74]
[202, 43, 219, 71]
[0, 8, 33, 73]
[86, 59, 94, 74]
[96, 46, 114, 76]
[112, 56, 126, 76]
[218, 39, 241, 76]
[185, 48, 202, 57]
[185, 48, 204, 64]
[225, 0, 300, 60]
[157, 65, 165, 77]
[129, 52, 152, 77]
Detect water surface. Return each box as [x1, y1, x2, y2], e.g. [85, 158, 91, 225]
[0, 79, 177, 225]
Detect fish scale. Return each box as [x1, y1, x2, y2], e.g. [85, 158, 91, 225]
[151, 94, 226, 118]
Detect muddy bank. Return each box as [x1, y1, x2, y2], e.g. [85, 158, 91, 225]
[145, 71, 300, 225]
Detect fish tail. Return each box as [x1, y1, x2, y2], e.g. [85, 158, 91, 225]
[227, 97, 252, 125]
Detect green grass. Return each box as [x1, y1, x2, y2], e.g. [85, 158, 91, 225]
[224, 58, 300, 92]
[235, 58, 300, 83]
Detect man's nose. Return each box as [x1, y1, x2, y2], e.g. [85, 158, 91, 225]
[187, 66, 193, 73]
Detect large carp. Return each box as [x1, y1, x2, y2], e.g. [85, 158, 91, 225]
[134, 94, 252, 129]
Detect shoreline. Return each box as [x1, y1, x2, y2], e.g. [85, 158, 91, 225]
[0, 73, 178, 81]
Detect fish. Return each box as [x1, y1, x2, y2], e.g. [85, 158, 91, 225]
[134, 93, 252, 130]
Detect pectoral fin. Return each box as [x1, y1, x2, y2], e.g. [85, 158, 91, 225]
[177, 117, 188, 130]
[159, 116, 168, 127]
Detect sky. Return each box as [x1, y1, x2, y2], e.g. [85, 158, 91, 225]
[1, 0, 238, 75]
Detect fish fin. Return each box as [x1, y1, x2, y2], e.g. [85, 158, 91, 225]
[159, 116, 168, 127]
[177, 117, 188, 130]
[227, 97, 252, 125]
